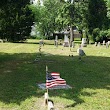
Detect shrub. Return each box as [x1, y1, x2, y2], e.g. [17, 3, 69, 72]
[92, 28, 100, 42]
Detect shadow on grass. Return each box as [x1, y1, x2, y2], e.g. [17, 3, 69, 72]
[0, 52, 110, 107]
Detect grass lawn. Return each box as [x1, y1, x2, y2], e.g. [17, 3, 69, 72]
[0, 39, 110, 110]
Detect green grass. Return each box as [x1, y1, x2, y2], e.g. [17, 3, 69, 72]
[0, 39, 110, 110]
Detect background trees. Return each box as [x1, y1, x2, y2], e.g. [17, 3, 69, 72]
[86, 0, 108, 33]
[0, 0, 34, 42]
[0, 0, 110, 42]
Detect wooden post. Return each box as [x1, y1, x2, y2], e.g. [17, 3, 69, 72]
[45, 65, 49, 106]
[44, 92, 48, 105]
[45, 65, 54, 110]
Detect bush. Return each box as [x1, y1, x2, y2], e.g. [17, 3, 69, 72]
[92, 28, 109, 42]
[106, 29, 110, 38]
[92, 28, 100, 42]
[99, 30, 108, 42]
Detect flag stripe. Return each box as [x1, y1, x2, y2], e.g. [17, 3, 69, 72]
[46, 82, 66, 88]
[51, 72, 60, 78]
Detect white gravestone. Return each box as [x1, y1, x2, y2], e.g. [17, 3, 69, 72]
[95, 42, 97, 46]
[98, 42, 101, 46]
[106, 42, 109, 48]
[103, 40, 105, 46]
[108, 41, 110, 45]
[81, 38, 87, 47]
[63, 32, 69, 47]
[54, 35, 58, 47]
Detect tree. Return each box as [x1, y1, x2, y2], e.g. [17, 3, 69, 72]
[106, 0, 110, 19]
[0, 0, 34, 42]
[86, 0, 108, 34]
[31, 0, 62, 38]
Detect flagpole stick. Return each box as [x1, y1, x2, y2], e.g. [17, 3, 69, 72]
[46, 65, 49, 106]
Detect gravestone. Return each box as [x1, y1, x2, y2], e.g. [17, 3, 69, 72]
[106, 42, 109, 48]
[77, 45, 86, 60]
[103, 40, 105, 46]
[108, 41, 110, 45]
[81, 38, 87, 47]
[98, 42, 101, 46]
[54, 35, 58, 47]
[39, 39, 44, 46]
[63, 31, 69, 47]
[38, 83, 72, 90]
[95, 42, 97, 46]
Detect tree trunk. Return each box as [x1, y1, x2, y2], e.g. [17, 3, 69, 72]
[70, 25, 74, 47]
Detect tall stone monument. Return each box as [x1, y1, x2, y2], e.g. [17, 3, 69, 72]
[54, 35, 58, 47]
[63, 30, 70, 47]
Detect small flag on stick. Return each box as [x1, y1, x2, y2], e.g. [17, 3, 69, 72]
[46, 72, 66, 89]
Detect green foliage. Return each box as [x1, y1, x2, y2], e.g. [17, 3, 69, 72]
[106, 29, 110, 37]
[31, 0, 62, 38]
[87, 0, 108, 33]
[0, 0, 34, 42]
[92, 28, 100, 42]
[56, 2, 74, 29]
[82, 31, 87, 38]
[107, 0, 110, 8]
[106, 0, 110, 19]
[92, 28, 110, 42]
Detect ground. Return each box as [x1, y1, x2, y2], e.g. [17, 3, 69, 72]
[0, 39, 110, 110]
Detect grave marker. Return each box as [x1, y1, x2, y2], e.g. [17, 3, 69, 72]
[54, 35, 58, 47]
[39, 39, 44, 46]
[108, 41, 110, 45]
[103, 40, 105, 46]
[106, 42, 109, 48]
[77, 45, 86, 60]
[98, 42, 101, 47]
[81, 38, 87, 47]
[95, 42, 97, 46]
[63, 30, 69, 47]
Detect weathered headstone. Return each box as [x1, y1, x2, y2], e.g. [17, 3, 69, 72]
[98, 42, 101, 47]
[39, 39, 44, 46]
[108, 41, 110, 45]
[77, 45, 86, 60]
[95, 42, 97, 46]
[54, 35, 58, 47]
[81, 38, 87, 47]
[106, 42, 109, 48]
[103, 40, 105, 46]
[69, 41, 75, 56]
[63, 30, 69, 47]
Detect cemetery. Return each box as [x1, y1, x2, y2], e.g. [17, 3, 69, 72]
[0, 0, 110, 110]
[0, 39, 110, 110]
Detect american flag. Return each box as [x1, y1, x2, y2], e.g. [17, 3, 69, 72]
[46, 72, 66, 88]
